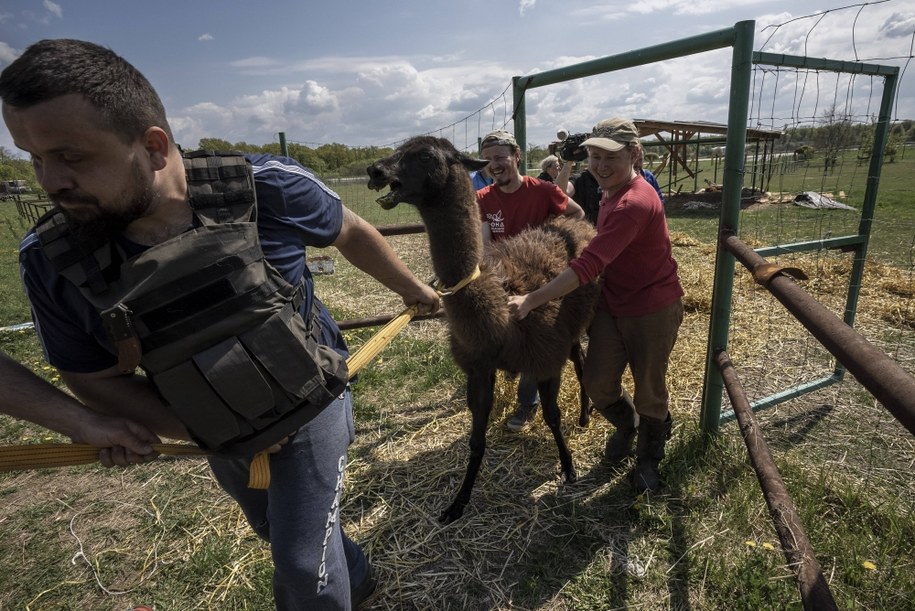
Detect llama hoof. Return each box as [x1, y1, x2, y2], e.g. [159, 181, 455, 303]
[578, 413, 590, 427]
[439, 507, 463, 524]
[562, 467, 578, 484]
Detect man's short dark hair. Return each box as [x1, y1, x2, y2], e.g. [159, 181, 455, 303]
[0, 38, 173, 143]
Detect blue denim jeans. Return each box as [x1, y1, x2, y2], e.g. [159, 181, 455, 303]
[517, 373, 540, 408]
[208, 388, 367, 610]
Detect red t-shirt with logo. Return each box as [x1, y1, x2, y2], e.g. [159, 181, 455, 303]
[477, 176, 568, 241]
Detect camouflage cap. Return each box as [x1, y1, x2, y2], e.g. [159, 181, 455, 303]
[481, 129, 519, 150]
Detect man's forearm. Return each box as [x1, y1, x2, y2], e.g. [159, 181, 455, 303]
[61, 369, 190, 441]
[0, 353, 94, 438]
[333, 207, 437, 309]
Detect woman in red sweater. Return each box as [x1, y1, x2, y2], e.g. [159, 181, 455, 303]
[508, 118, 684, 493]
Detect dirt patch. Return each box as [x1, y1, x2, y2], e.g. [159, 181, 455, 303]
[666, 187, 774, 212]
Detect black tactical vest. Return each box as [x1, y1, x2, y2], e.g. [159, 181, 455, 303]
[35, 150, 348, 457]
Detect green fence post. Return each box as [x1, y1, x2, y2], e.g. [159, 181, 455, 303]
[700, 20, 756, 433]
[512, 76, 528, 170]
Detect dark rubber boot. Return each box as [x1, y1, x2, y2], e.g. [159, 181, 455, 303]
[595, 390, 638, 463]
[631, 414, 672, 493]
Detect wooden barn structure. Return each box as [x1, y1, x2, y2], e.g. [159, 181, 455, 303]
[633, 119, 783, 196]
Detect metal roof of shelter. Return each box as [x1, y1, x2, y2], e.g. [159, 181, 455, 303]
[633, 119, 783, 142]
[631, 119, 783, 194]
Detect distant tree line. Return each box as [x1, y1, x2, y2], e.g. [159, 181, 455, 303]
[2, 117, 912, 191]
[0, 147, 37, 192]
[195, 138, 396, 178]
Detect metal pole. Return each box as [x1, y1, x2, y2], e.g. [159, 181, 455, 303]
[517, 25, 745, 90]
[508, 22, 753, 177]
[715, 350, 839, 611]
[512, 76, 528, 171]
[842, 68, 899, 329]
[700, 20, 756, 433]
[723, 233, 915, 436]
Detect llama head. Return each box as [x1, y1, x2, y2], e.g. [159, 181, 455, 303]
[367, 136, 489, 209]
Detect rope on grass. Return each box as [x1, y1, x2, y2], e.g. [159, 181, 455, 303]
[67, 499, 166, 596]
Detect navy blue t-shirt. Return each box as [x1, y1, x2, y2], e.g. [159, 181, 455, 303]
[19, 153, 348, 373]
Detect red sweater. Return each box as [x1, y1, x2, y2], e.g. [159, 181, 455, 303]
[570, 175, 683, 317]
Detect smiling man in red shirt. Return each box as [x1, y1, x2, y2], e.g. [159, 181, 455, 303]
[476, 130, 584, 432]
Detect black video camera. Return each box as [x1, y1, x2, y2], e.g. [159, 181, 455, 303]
[549, 132, 589, 162]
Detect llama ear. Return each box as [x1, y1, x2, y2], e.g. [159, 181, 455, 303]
[458, 154, 490, 172]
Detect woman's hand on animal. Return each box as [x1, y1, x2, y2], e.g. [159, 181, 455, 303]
[508, 269, 580, 321]
[508, 294, 533, 320]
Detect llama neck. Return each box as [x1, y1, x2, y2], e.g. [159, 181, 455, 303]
[419, 170, 483, 287]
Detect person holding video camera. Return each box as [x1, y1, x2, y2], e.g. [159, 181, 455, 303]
[508, 118, 683, 493]
[553, 131, 601, 224]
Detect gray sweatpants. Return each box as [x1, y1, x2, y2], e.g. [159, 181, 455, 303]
[208, 388, 368, 610]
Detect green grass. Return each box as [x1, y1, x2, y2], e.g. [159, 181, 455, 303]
[665, 149, 915, 268]
[0, 161, 912, 610]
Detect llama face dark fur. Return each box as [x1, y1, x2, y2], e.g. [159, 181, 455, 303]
[368, 136, 599, 523]
[368, 136, 488, 211]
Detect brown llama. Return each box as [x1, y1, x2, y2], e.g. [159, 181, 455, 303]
[367, 136, 599, 523]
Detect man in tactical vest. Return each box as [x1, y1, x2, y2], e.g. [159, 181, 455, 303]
[0, 39, 439, 610]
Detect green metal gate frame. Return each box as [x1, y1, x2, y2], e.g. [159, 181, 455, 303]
[508, 20, 900, 432]
[707, 52, 900, 429]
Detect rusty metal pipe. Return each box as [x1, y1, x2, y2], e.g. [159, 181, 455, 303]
[722, 233, 915, 436]
[376, 223, 425, 236]
[336, 309, 444, 331]
[715, 350, 839, 611]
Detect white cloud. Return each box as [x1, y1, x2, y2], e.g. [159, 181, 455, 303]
[42, 0, 61, 19]
[0, 41, 20, 65]
[230, 56, 285, 71]
[191, 53, 517, 146]
[7, 0, 904, 154]
[882, 12, 915, 39]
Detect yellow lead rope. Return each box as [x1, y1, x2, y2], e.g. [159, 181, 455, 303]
[0, 265, 482, 488]
[0, 441, 207, 472]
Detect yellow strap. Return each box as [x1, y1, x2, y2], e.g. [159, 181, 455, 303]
[247, 452, 271, 488]
[0, 266, 486, 486]
[345, 304, 418, 377]
[432, 265, 481, 296]
[0, 308, 419, 488]
[0, 442, 206, 473]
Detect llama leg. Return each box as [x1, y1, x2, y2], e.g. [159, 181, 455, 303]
[569, 341, 590, 427]
[440, 368, 495, 524]
[538, 377, 577, 484]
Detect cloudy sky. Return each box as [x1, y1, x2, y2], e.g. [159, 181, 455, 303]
[0, 0, 913, 156]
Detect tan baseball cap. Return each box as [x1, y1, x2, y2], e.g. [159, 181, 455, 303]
[581, 118, 640, 152]
[481, 129, 519, 150]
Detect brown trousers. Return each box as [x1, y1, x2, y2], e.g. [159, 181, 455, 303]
[583, 299, 684, 421]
